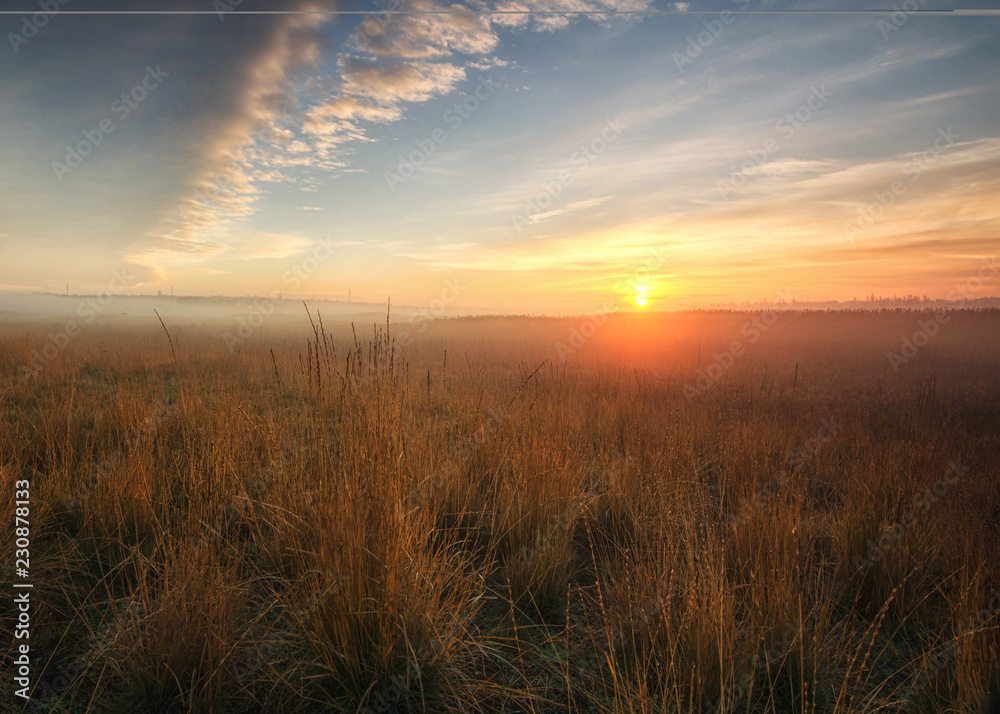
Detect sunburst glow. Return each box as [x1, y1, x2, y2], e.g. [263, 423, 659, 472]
[634, 296, 649, 308]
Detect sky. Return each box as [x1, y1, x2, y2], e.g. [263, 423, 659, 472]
[1, 0, 999, 314]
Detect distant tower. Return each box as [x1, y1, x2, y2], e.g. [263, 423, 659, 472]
[349, 289, 352, 302]
[170, 285, 173, 297]
[65, 283, 68, 296]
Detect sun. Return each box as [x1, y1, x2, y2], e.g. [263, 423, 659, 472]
[634, 295, 649, 308]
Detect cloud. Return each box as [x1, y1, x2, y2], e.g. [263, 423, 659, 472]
[490, 0, 655, 32]
[153, 237, 231, 255]
[301, 94, 406, 149]
[737, 158, 837, 177]
[466, 57, 512, 71]
[307, 96, 405, 123]
[528, 196, 613, 224]
[300, 49, 472, 169]
[141, 1, 333, 265]
[229, 232, 318, 260]
[349, 0, 498, 58]
[390, 223, 669, 272]
[120, 261, 168, 287]
[302, 115, 376, 145]
[290, 0, 651, 180]
[340, 59, 467, 103]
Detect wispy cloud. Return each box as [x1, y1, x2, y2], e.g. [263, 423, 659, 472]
[3, 1, 997, 306]
[350, 0, 498, 58]
[139, 1, 331, 272]
[528, 196, 614, 224]
[491, 0, 655, 32]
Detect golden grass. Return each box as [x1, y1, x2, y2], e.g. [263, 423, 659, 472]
[1, 308, 999, 712]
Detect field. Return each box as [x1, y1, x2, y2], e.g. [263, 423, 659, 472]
[2, 308, 999, 713]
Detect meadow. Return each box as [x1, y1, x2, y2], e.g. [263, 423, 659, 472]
[1, 307, 999, 713]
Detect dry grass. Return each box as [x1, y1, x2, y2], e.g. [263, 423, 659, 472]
[1, 307, 999, 712]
